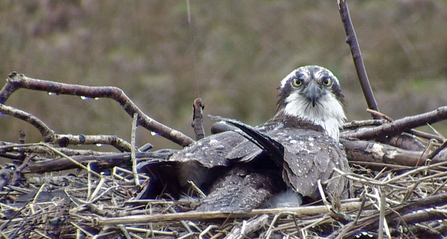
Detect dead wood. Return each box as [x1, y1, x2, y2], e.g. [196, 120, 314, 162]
[223, 214, 268, 239]
[341, 106, 447, 140]
[0, 72, 194, 147]
[23, 151, 173, 174]
[0, 105, 131, 151]
[192, 98, 206, 140]
[341, 139, 428, 167]
[338, 0, 379, 118]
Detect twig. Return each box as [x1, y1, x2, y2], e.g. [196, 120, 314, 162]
[95, 201, 363, 225]
[224, 214, 269, 239]
[39, 142, 103, 178]
[89, 177, 106, 202]
[187, 180, 207, 198]
[200, 225, 219, 239]
[169, 207, 193, 234]
[21, 150, 172, 174]
[367, 109, 392, 122]
[70, 222, 94, 237]
[378, 190, 386, 239]
[0, 72, 195, 147]
[343, 192, 447, 237]
[338, 0, 380, 118]
[334, 195, 368, 239]
[192, 98, 206, 140]
[131, 113, 140, 186]
[427, 139, 447, 160]
[264, 214, 280, 239]
[117, 224, 132, 239]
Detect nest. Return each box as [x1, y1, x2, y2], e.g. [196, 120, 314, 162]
[1, 139, 447, 239]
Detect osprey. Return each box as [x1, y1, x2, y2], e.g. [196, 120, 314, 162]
[139, 66, 351, 211]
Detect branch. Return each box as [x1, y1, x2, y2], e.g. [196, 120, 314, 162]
[341, 139, 426, 166]
[95, 201, 363, 225]
[341, 106, 447, 140]
[338, 0, 380, 118]
[0, 72, 195, 147]
[225, 214, 269, 239]
[0, 104, 132, 151]
[0, 104, 54, 140]
[22, 151, 173, 173]
[191, 98, 205, 140]
[0, 105, 133, 152]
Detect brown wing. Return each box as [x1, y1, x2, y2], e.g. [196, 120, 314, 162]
[169, 131, 246, 189]
[272, 128, 351, 200]
[222, 117, 351, 201]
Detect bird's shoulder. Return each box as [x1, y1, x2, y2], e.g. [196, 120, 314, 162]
[226, 115, 328, 161]
[169, 130, 245, 167]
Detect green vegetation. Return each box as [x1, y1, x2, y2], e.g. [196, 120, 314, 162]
[1, 0, 446, 149]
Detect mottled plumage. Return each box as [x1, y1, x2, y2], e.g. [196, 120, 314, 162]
[139, 66, 351, 211]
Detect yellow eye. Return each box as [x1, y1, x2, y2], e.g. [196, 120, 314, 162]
[292, 78, 303, 87]
[322, 78, 332, 86]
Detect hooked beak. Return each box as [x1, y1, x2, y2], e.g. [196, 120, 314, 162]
[304, 81, 323, 107]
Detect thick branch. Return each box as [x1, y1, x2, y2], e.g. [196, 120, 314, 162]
[0, 72, 195, 147]
[338, 0, 379, 118]
[341, 106, 447, 140]
[341, 139, 427, 166]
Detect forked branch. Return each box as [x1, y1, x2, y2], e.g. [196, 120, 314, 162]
[0, 72, 195, 147]
[341, 106, 447, 140]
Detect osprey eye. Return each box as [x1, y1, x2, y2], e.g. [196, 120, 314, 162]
[292, 78, 303, 87]
[322, 78, 332, 86]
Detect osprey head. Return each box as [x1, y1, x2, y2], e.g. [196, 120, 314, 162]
[276, 65, 346, 141]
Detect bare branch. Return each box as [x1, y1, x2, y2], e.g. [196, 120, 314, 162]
[341, 106, 447, 140]
[0, 72, 195, 147]
[338, 0, 380, 118]
[53, 134, 132, 152]
[0, 104, 54, 140]
[191, 98, 205, 140]
[341, 139, 423, 166]
[22, 151, 173, 173]
[0, 104, 132, 151]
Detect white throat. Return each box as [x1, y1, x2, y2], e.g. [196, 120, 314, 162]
[283, 91, 346, 142]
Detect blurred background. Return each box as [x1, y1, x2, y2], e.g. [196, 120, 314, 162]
[0, 0, 446, 151]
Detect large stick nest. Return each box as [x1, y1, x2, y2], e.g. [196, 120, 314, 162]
[1, 73, 447, 239]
